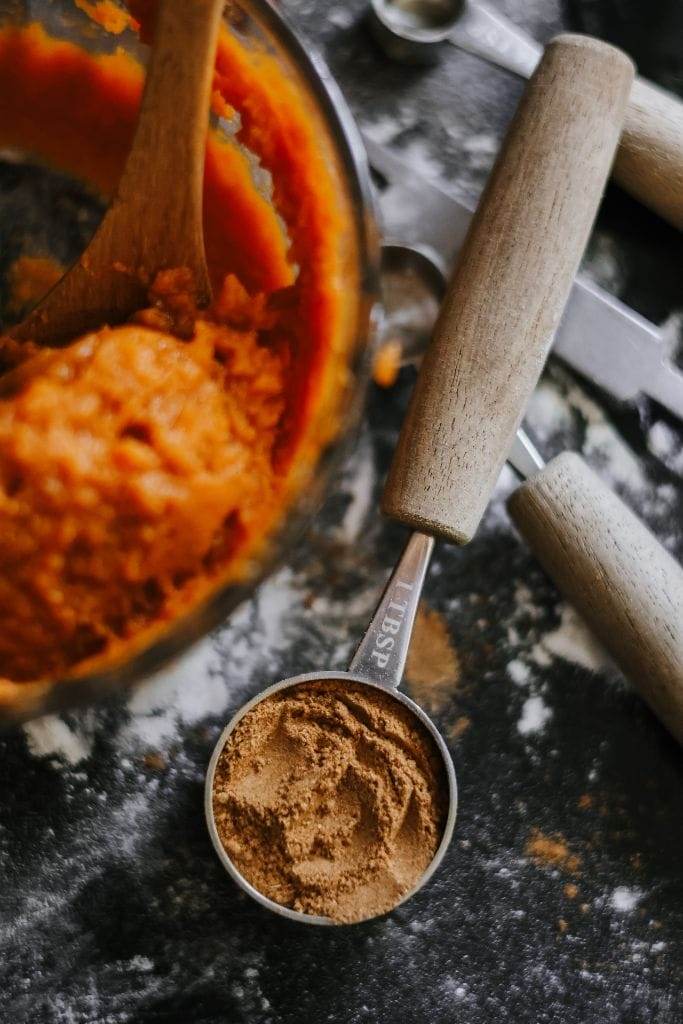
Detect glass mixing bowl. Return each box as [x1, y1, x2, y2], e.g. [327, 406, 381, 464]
[0, 0, 380, 721]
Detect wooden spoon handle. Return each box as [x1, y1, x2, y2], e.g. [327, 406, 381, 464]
[381, 35, 634, 544]
[508, 453, 683, 743]
[616, 76, 683, 230]
[12, 0, 223, 344]
[112, 0, 224, 280]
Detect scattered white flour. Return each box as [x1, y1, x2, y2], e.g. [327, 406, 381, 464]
[123, 638, 226, 750]
[361, 111, 418, 145]
[659, 310, 683, 358]
[648, 420, 683, 475]
[334, 428, 376, 543]
[512, 581, 544, 622]
[221, 565, 307, 674]
[461, 131, 498, 171]
[526, 376, 650, 499]
[328, 5, 355, 28]
[23, 715, 92, 765]
[525, 381, 573, 444]
[441, 978, 470, 1003]
[397, 138, 447, 185]
[611, 887, 643, 913]
[481, 462, 517, 534]
[528, 643, 552, 668]
[360, 115, 401, 145]
[583, 421, 648, 495]
[562, 381, 605, 426]
[582, 233, 625, 295]
[536, 605, 612, 674]
[517, 695, 552, 736]
[128, 956, 154, 972]
[507, 660, 531, 687]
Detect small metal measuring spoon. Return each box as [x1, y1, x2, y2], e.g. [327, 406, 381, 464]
[205, 535, 458, 926]
[378, 242, 446, 364]
[369, 0, 540, 73]
[206, 246, 459, 928]
[205, 37, 632, 923]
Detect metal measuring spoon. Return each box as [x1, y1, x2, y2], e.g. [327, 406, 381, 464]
[367, 0, 683, 230]
[205, 37, 633, 923]
[205, 534, 458, 926]
[369, 0, 539, 72]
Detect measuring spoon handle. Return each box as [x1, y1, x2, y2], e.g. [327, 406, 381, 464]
[508, 453, 683, 743]
[615, 76, 683, 230]
[381, 35, 634, 544]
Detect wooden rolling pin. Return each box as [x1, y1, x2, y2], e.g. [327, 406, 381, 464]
[382, 34, 634, 544]
[508, 453, 683, 743]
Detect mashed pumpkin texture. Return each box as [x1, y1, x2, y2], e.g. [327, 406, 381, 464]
[0, 282, 285, 681]
[0, 1, 365, 695]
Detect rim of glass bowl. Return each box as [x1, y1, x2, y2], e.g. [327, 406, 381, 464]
[0, 0, 381, 723]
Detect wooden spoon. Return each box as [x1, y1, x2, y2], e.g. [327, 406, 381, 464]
[10, 0, 225, 347]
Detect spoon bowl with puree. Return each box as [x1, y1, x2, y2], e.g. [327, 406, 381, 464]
[205, 35, 634, 924]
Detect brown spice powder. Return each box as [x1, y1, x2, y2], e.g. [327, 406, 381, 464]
[525, 828, 582, 874]
[212, 680, 448, 924]
[405, 605, 461, 714]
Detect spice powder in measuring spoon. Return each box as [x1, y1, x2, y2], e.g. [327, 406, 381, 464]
[212, 679, 448, 923]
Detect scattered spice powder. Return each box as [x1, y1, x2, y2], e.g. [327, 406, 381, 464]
[405, 604, 461, 714]
[525, 828, 581, 874]
[372, 339, 402, 389]
[212, 679, 448, 924]
[448, 715, 471, 741]
[143, 751, 167, 772]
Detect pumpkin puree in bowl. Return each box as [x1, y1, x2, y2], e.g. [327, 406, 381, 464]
[0, 3, 366, 701]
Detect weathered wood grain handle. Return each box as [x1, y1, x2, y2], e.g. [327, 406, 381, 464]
[508, 452, 683, 743]
[616, 76, 683, 230]
[381, 35, 634, 544]
[102, 0, 224, 292]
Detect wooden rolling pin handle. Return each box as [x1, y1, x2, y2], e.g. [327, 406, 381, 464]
[617, 76, 683, 231]
[508, 452, 683, 743]
[381, 35, 634, 545]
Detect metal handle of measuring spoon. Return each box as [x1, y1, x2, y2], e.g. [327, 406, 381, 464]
[349, 532, 434, 689]
[450, 0, 541, 78]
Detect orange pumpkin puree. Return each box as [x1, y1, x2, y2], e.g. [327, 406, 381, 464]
[0, 5, 362, 696]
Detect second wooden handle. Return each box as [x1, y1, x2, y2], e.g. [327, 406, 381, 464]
[381, 35, 634, 544]
[616, 76, 683, 230]
[508, 453, 683, 743]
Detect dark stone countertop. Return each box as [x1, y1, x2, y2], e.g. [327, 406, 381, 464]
[1, 1, 682, 1021]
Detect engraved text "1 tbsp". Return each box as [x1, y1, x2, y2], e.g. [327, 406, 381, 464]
[370, 580, 413, 670]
